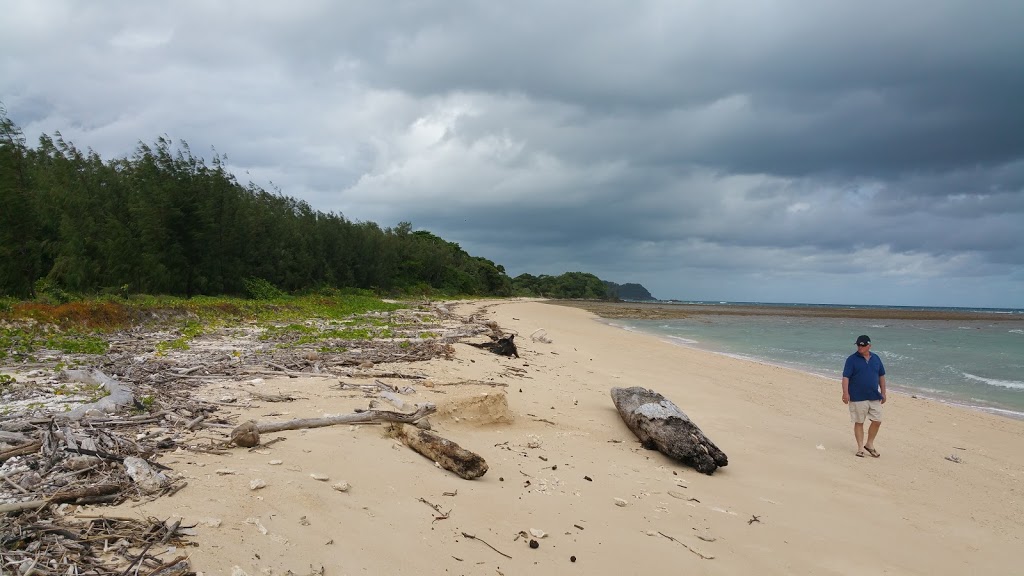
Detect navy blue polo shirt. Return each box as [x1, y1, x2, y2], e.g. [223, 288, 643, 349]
[843, 351, 885, 402]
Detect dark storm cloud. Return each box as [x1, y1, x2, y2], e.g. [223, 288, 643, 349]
[2, 0, 1023, 306]
[330, 1, 1024, 177]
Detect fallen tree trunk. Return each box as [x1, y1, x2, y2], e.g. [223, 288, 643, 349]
[229, 404, 437, 447]
[388, 424, 488, 480]
[610, 387, 728, 475]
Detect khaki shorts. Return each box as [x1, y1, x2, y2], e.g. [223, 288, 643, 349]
[849, 400, 882, 423]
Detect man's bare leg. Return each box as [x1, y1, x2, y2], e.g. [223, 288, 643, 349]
[853, 422, 864, 454]
[865, 420, 881, 453]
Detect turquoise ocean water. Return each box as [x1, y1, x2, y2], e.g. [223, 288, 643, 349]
[606, 303, 1024, 419]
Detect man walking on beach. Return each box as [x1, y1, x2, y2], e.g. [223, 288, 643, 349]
[842, 335, 887, 458]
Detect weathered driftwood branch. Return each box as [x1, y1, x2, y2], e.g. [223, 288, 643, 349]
[389, 424, 488, 480]
[379, 391, 412, 411]
[0, 483, 122, 515]
[61, 369, 135, 420]
[610, 386, 728, 475]
[0, 440, 42, 464]
[229, 404, 437, 447]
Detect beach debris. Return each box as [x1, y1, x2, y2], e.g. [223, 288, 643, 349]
[530, 328, 553, 344]
[467, 333, 520, 358]
[388, 424, 489, 480]
[230, 420, 261, 447]
[227, 404, 437, 447]
[0, 296, 506, 571]
[610, 386, 729, 475]
[245, 517, 269, 535]
[0, 483, 122, 514]
[614, 497, 629, 507]
[333, 481, 351, 492]
[124, 456, 171, 493]
[147, 556, 191, 576]
[0, 514, 194, 574]
[530, 528, 548, 538]
[417, 497, 451, 521]
[462, 531, 512, 559]
[60, 369, 135, 420]
[748, 515, 762, 525]
[657, 531, 715, 559]
[250, 478, 267, 490]
[310, 473, 329, 481]
[945, 454, 963, 463]
[816, 444, 826, 450]
[530, 539, 540, 549]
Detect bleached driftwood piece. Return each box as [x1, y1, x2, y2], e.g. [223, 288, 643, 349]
[61, 369, 135, 421]
[229, 404, 437, 447]
[610, 386, 728, 475]
[389, 424, 488, 480]
[379, 391, 412, 411]
[0, 484, 122, 514]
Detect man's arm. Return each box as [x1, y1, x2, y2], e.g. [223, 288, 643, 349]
[842, 376, 851, 404]
[879, 375, 887, 404]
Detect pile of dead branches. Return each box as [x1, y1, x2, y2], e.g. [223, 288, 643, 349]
[0, 411, 195, 510]
[1, 512, 194, 576]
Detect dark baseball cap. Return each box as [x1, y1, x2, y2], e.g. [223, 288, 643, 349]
[856, 335, 871, 346]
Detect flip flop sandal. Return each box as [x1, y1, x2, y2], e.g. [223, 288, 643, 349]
[855, 450, 866, 457]
[865, 447, 880, 458]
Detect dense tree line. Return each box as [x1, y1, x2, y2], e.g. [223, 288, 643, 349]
[511, 272, 609, 299]
[0, 109, 628, 301]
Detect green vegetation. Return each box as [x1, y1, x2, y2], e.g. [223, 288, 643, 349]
[156, 321, 205, 353]
[0, 293, 412, 360]
[0, 106, 642, 303]
[0, 325, 109, 360]
[511, 272, 610, 299]
[0, 108, 513, 299]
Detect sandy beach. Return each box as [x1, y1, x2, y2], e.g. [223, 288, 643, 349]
[122, 299, 1024, 575]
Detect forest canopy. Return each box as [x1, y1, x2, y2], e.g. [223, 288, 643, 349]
[0, 108, 650, 302]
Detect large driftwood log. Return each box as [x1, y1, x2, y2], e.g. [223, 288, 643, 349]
[389, 424, 488, 480]
[610, 387, 728, 475]
[228, 404, 437, 447]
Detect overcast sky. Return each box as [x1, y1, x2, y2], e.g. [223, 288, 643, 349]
[3, 1, 1023, 308]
